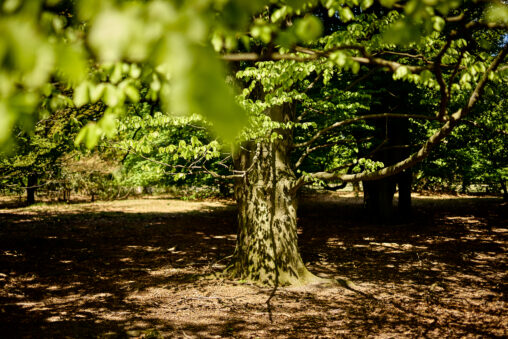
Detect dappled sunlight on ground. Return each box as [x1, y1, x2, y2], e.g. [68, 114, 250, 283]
[0, 196, 233, 215]
[0, 195, 506, 337]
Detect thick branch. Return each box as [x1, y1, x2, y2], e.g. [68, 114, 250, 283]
[202, 165, 244, 179]
[377, 50, 427, 61]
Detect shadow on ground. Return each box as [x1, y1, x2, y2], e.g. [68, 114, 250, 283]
[0, 195, 506, 338]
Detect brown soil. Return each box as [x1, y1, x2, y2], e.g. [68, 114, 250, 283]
[0, 193, 506, 338]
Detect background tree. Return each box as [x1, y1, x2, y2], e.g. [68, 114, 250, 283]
[415, 83, 508, 198]
[0, 102, 101, 204]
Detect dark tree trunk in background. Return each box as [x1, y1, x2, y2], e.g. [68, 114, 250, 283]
[363, 115, 412, 222]
[26, 174, 37, 205]
[228, 104, 321, 286]
[397, 169, 412, 218]
[364, 177, 397, 221]
[501, 181, 508, 201]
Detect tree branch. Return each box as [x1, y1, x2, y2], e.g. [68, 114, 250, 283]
[202, 165, 244, 179]
[447, 48, 466, 90]
[103, 144, 243, 179]
[461, 119, 508, 137]
[434, 37, 454, 120]
[376, 50, 428, 62]
[222, 45, 431, 73]
[303, 43, 508, 184]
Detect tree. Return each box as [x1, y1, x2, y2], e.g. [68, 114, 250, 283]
[0, 104, 100, 204]
[415, 82, 508, 198]
[0, 1, 506, 285]
[110, 101, 231, 194]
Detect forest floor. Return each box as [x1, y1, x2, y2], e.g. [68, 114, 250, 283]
[0, 192, 506, 338]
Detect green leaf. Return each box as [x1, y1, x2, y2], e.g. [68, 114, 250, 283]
[190, 135, 200, 146]
[339, 7, 354, 23]
[130, 64, 142, 79]
[56, 44, 87, 86]
[432, 16, 445, 32]
[382, 19, 421, 45]
[379, 0, 399, 8]
[0, 101, 15, 146]
[485, 3, 508, 24]
[98, 112, 117, 138]
[295, 15, 323, 42]
[162, 35, 247, 142]
[88, 7, 137, 62]
[251, 24, 273, 44]
[110, 63, 123, 84]
[351, 61, 360, 74]
[211, 32, 223, 52]
[90, 83, 106, 103]
[361, 0, 374, 10]
[393, 66, 409, 79]
[73, 82, 89, 108]
[74, 122, 101, 149]
[103, 84, 122, 107]
[124, 85, 140, 103]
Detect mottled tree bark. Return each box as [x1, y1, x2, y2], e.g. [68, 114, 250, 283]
[227, 104, 321, 286]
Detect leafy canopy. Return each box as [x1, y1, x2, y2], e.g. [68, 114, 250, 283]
[0, 1, 507, 195]
[1, 0, 506, 147]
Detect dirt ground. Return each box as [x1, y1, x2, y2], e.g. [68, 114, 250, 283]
[0, 193, 506, 338]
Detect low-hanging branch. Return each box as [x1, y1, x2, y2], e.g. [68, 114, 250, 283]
[297, 43, 508, 186]
[102, 144, 244, 180]
[293, 113, 438, 149]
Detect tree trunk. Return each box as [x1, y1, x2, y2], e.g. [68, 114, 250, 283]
[501, 181, 508, 201]
[397, 169, 412, 218]
[362, 116, 412, 221]
[26, 174, 37, 206]
[364, 178, 396, 222]
[227, 104, 321, 286]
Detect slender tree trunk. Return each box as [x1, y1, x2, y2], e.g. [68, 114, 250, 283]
[26, 174, 37, 205]
[501, 181, 508, 201]
[227, 104, 321, 286]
